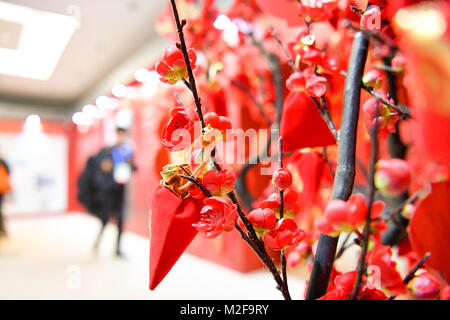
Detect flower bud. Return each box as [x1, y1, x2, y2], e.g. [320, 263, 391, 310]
[408, 269, 441, 300]
[248, 208, 277, 232]
[392, 55, 406, 73]
[440, 286, 450, 300]
[272, 168, 293, 189]
[204, 112, 232, 141]
[374, 159, 411, 196]
[362, 70, 383, 89]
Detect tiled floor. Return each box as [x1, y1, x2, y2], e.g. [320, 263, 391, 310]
[0, 213, 308, 299]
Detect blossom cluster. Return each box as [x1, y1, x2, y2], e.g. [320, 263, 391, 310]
[147, 0, 450, 300]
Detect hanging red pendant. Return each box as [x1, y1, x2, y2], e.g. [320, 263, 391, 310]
[148, 185, 203, 290]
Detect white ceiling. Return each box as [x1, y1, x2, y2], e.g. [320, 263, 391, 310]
[0, 0, 168, 106]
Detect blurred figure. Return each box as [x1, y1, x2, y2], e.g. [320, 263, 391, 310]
[0, 157, 11, 238]
[78, 128, 135, 257]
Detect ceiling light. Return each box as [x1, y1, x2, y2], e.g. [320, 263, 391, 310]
[134, 68, 152, 82]
[112, 84, 128, 98]
[82, 104, 98, 119]
[23, 114, 41, 133]
[72, 112, 89, 126]
[115, 109, 133, 129]
[95, 96, 112, 109]
[0, 2, 77, 80]
[214, 14, 232, 30]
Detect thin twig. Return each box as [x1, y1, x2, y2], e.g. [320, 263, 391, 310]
[335, 232, 352, 260]
[322, 147, 335, 179]
[372, 64, 402, 73]
[381, 55, 410, 246]
[312, 96, 339, 141]
[177, 166, 212, 198]
[169, 0, 205, 128]
[169, 0, 290, 300]
[278, 137, 289, 296]
[351, 100, 380, 300]
[340, 70, 411, 119]
[270, 26, 297, 71]
[403, 252, 432, 285]
[270, 26, 338, 141]
[234, 221, 291, 300]
[388, 252, 431, 300]
[343, 19, 399, 53]
[234, 32, 284, 210]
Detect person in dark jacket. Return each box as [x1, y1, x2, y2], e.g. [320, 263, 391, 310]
[91, 128, 135, 257]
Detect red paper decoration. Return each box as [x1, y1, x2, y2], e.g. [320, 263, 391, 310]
[149, 185, 203, 290]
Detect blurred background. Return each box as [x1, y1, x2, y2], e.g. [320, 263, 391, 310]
[0, 0, 310, 300]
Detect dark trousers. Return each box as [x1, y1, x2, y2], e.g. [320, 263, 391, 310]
[94, 198, 125, 254]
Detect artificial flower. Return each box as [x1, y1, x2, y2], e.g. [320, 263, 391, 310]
[156, 45, 197, 84]
[248, 208, 277, 235]
[263, 218, 306, 250]
[193, 196, 237, 238]
[374, 158, 411, 196]
[315, 193, 385, 236]
[161, 106, 198, 151]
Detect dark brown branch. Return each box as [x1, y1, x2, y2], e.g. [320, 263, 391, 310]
[340, 70, 412, 119]
[234, 33, 284, 210]
[343, 19, 399, 53]
[169, 0, 290, 300]
[270, 26, 338, 141]
[234, 221, 291, 300]
[335, 232, 352, 260]
[320, 96, 338, 139]
[182, 78, 192, 91]
[403, 252, 432, 284]
[312, 97, 339, 141]
[169, 0, 205, 128]
[270, 26, 297, 71]
[278, 137, 289, 296]
[351, 101, 379, 300]
[381, 55, 410, 246]
[322, 147, 336, 179]
[306, 32, 369, 300]
[389, 252, 431, 300]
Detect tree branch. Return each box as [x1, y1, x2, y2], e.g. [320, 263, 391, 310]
[389, 252, 431, 300]
[169, 0, 290, 299]
[340, 70, 411, 119]
[234, 33, 284, 210]
[381, 55, 410, 246]
[305, 32, 369, 300]
[169, 0, 205, 128]
[351, 101, 379, 300]
[270, 26, 339, 139]
[278, 137, 290, 297]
